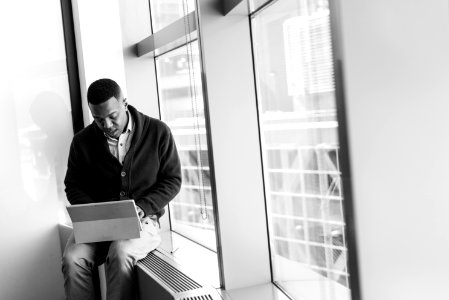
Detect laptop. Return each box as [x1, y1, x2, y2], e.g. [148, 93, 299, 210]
[67, 200, 142, 244]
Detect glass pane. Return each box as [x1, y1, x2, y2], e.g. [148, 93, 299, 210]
[150, 0, 195, 32]
[156, 42, 217, 251]
[251, 0, 351, 299]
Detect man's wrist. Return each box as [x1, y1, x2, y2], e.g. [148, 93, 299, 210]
[135, 204, 146, 217]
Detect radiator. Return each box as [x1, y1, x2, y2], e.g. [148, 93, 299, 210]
[137, 250, 222, 300]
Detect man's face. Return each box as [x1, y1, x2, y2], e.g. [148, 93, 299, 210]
[89, 97, 128, 139]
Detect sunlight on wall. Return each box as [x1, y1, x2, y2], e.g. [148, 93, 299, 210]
[0, 1, 73, 299]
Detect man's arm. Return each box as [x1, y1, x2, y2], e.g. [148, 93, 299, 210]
[64, 139, 95, 205]
[135, 127, 182, 216]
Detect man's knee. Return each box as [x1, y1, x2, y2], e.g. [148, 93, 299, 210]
[107, 241, 133, 264]
[62, 247, 94, 273]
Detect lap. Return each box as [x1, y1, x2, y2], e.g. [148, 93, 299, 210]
[63, 234, 110, 266]
[63, 216, 161, 265]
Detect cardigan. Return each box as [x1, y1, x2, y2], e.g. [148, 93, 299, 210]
[64, 105, 182, 218]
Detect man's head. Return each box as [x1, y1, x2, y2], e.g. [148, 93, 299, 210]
[87, 78, 128, 139]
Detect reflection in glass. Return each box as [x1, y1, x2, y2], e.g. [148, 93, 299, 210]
[149, 0, 195, 33]
[156, 42, 217, 251]
[252, 0, 350, 299]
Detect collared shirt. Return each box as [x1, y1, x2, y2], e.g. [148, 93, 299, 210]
[105, 110, 134, 165]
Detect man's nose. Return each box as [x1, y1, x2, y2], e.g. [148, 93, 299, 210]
[103, 118, 113, 129]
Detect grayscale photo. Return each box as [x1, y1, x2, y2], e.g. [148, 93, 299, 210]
[0, 0, 447, 300]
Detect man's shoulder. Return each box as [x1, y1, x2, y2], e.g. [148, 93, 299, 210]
[148, 117, 170, 130]
[129, 106, 170, 133]
[146, 118, 172, 139]
[72, 123, 97, 144]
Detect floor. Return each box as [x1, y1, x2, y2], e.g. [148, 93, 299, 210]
[217, 283, 291, 300]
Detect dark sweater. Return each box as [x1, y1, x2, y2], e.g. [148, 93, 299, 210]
[64, 105, 181, 218]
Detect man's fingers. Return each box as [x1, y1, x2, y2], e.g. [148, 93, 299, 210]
[136, 205, 145, 219]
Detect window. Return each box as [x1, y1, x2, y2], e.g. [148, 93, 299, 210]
[155, 42, 217, 250]
[250, 0, 351, 299]
[149, 1, 218, 252]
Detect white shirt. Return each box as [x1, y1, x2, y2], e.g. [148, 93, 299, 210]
[105, 110, 134, 165]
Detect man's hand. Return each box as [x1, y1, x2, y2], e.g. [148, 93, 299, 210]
[136, 205, 145, 221]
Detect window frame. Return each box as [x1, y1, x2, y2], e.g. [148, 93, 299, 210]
[247, 0, 361, 299]
[147, 0, 223, 258]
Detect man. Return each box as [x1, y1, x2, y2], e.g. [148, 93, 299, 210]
[62, 78, 181, 300]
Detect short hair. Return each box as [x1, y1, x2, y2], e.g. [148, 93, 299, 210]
[87, 78, 122, 105]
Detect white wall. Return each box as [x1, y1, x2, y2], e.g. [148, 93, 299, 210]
[0, 1, 73, 299]
[338, 1, 449, 299]
[196, 0, 271, 290]
[72, 0, 128, 125]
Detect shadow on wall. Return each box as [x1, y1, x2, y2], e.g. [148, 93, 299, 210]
[0, 88, 73, 300]
[29, 91, 73, 204]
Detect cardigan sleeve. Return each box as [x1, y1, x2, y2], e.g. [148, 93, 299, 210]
[135, 126, 182, 216]
[64, 138, 95, 205]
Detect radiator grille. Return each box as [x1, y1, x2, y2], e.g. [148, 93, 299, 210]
[140, 252, 202, 293]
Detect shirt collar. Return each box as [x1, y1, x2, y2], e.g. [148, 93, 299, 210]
[125, 109, 133, 133]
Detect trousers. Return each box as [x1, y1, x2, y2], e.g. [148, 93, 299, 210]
[61, 216, 161, 300]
